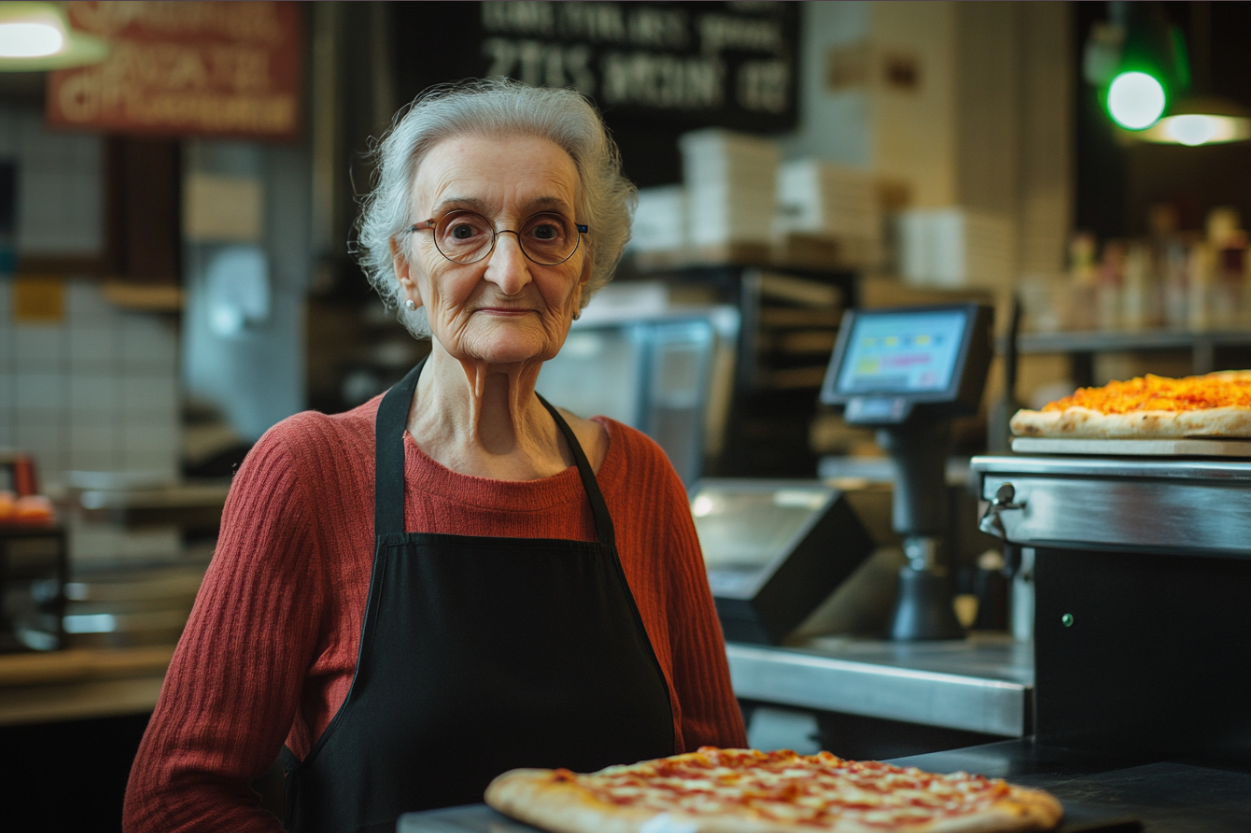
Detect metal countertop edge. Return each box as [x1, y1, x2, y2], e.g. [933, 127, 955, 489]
[725, 643, 1030, 738]
[971, 454, 1251, 480]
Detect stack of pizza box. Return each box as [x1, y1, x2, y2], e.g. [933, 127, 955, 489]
[774, 159, 883, 269]
[679, 129, 779, 260]
[897, 207, 1016, 289]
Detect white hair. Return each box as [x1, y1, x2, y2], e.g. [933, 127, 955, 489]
[354, 78, 637, 338]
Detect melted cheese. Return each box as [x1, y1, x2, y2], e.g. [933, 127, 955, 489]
[1042, 373, 1251, 414]
[578, 748, 1009, 827]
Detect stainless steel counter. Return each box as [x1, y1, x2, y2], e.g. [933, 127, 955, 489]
[727, 634, 1032, 737]
[973, 454, 1251, 557]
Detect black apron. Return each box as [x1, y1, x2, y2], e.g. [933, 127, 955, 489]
[282, 359, 675, 833]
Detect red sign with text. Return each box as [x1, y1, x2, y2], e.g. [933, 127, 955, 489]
[47, 1, 302, 141]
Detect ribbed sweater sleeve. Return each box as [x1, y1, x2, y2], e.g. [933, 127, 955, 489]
[597, 425, 747, 753]
[124, 419, 326, 833]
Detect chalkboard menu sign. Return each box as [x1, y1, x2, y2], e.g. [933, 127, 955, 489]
[391, 1, 800, 186]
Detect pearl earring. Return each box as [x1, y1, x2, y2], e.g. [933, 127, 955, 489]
[404, 299, 416, 311]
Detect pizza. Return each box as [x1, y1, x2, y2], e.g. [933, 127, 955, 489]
[1010, 370, 1251, 439]
[484, 747, 1063, 833]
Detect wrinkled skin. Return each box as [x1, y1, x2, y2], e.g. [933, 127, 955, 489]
[390, 134, 607, 480]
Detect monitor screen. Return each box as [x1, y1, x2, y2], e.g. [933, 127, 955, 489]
[833, 309, 969, 396]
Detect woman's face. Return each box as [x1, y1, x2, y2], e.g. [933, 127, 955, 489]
[392, 134, 590, 367]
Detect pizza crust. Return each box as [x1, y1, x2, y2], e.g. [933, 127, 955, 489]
[1010, 405, 1251, 439]
[486, 769, 662, 833]
[922, 789, 1063, 832]
[485, 761, 1064, 833]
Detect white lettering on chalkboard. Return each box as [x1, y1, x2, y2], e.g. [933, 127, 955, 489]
[481, 2, 555, 37]
[627, 7, 690, 49]
[600, 52, 723, 109]
[737, 60, 789, 113]
[482, 39, 595, 95]
[557, 2, 628, 44]
[479, 2, 791, 119]
[486, 3, 692, 50]
[697, 14, 782, 56]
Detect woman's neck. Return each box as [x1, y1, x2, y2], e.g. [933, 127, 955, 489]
[405, 347, 570, 480]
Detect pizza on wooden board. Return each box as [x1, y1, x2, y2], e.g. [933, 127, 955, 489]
[485, 747, 1063, 833]
[1010, 370, 1251, 439]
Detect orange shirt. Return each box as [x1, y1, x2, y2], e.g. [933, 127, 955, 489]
[124, 398, 746, 832]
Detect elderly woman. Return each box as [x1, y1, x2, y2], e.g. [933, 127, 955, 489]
[124, 80, 746, 833]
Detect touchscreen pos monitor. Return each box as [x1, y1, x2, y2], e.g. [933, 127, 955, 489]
[819, 304, 993, 426]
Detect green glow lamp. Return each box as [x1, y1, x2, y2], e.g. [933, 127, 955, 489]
[1107, 71, 1167, 129]
[1093, 2, 1189, 132]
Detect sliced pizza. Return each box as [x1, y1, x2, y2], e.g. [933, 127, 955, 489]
[485, 747, 1063, 833]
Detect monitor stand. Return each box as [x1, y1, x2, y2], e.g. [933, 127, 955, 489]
[878, 424, 965, 641]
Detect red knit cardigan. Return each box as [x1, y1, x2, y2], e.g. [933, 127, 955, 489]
[123, 397, 746, 832]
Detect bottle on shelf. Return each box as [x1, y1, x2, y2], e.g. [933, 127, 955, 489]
[1121, 241, 1155, 331]
[1067, 231, 1099, 331]
[1188, 240, 1216, 332]
[1096, 240, 1125, 332]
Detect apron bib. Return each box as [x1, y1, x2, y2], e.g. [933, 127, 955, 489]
[283, 359, 674, 833]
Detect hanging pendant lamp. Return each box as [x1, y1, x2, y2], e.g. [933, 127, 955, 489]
[1136, 1, 1249, 146]
[0, 2, 109, 72]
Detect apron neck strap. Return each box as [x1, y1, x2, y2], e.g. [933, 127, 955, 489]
[375, 357, 425, 539]
[374, 357, 615, 548]
[537, 395, 615, 550]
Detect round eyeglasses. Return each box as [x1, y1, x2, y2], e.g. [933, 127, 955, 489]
[409, 211, 589, 266]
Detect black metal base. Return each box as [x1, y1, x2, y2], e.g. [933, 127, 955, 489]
[889, 567, 965, 641]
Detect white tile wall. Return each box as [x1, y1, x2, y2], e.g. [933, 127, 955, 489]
[0, 274, 11, 322]
[1, 276, 181, 491]
[15, 371, 65, 408]
[120, 314, 179, 375]
[69, 373, 118, 418]
[14, 326, 63, 371]
[14, 107, 103, 255]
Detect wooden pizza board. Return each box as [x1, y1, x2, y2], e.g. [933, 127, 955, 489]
[1011, 437, 1251, 457]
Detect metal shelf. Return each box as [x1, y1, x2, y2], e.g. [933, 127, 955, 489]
[1009, 328, 1251, 385]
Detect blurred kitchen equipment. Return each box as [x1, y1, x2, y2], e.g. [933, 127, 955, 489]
[690, 479, 875, 644]
[539, 306, 739, 487]
[0, 450, 67, 652]
[57, 471, 225, 646]
[61, 563, 204, 648]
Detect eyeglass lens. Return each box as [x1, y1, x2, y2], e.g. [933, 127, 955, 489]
[434, 211, 580, 265]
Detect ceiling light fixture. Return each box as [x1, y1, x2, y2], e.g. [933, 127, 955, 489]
[0, 2, 109, 72]
[1137, 96, 1251, 146]
[1136, 3, 1250, 146]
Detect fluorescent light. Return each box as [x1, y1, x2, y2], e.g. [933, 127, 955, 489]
[0, 1, 108, 71]
[63, 613, 117, 634]
[1137, 96, 1251, 146]
[0, 21, 64, 58]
